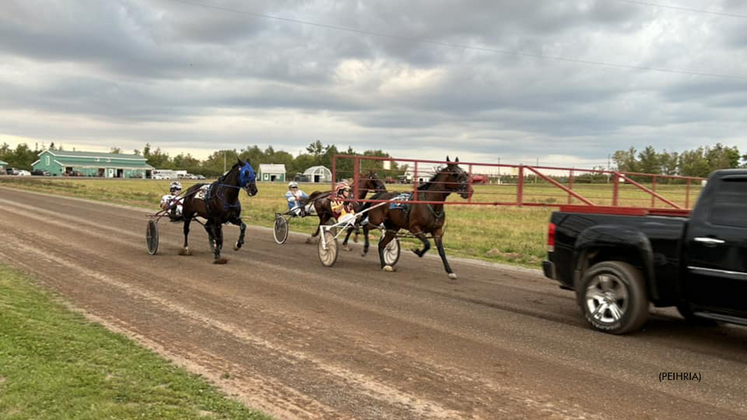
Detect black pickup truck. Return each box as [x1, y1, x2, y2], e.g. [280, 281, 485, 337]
[543, 169, 747, 334]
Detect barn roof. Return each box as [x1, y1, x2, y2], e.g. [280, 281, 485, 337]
[259, 163, 286, 173]
[35, 150, 153, 169]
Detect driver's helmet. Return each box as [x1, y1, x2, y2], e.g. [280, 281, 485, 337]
[288, 181, 298, 190]
[169, 181, 182, 195]
[335, 181, 351, 195]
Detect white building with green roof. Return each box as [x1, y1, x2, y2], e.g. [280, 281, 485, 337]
[32, 150, 154, 178]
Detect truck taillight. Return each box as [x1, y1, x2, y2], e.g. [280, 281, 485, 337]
[547, 222, 556, 252]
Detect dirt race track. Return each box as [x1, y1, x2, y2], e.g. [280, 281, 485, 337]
[1, 187, 746, 420]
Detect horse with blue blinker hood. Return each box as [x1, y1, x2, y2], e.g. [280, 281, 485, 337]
[180, 158, 258, 264]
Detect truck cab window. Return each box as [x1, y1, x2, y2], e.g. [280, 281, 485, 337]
[710, 179, 747, 228]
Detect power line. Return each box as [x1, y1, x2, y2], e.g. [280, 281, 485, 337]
[605, 0, 747, 19]
[163, 0, 747, 81]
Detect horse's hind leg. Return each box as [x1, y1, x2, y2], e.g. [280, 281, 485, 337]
[232, 217, 246, 251]
[179, 217, 193, 256]
[212, 224, 228, 264]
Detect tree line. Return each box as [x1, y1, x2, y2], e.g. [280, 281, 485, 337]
[612, 143, 743, 178]
[3, 140, 744, 180]
[0, 140, 399, 179]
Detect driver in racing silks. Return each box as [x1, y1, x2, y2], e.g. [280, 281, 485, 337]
[286, 181, 309, 217]
[331, 182, 356, 224]
[161, 181, 184, 221]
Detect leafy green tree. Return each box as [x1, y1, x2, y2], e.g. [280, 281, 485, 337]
[612, 147, 638, 173]
[637, 146, 661, 175]
[705, 143, 740, 172]
[679, 147, 710, 177]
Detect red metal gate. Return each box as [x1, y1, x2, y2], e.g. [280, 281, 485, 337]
[331, 155, 704, 215]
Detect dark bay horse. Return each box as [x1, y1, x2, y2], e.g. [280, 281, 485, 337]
[304, 170, 386, 246]
[180, 159, 258, 264]
[363, 157, 471, 279]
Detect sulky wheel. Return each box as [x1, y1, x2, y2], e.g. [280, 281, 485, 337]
[146, 220, 159, 255]
[380, 237, 401, 267]
[273, 215, 289, 245]
[318, 230, 339, 267]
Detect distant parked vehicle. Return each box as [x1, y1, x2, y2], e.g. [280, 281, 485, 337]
[31, 169, 51, 176]
[471, 175, 489, 184]
[16, 170, 31, 176]
[195, 174, 206, 180]
[5, 167, 15, 175]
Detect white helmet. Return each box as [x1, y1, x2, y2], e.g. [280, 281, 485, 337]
[169, 181, 182, 193]
[288, 181, 298, 189]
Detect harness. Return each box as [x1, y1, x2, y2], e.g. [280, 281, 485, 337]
[388, 193, 445, 223]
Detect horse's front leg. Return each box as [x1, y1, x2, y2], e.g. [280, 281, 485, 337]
[307, 214, 326, 244]
[179, 217, 193, 256]
[232, 216, 246, 251]
[361, 224, 371, 257]
[434, 235, 456, 279]
[203, 221, 215, 252]
[213, 224, 228, 264]
[411, 231, 430, 258]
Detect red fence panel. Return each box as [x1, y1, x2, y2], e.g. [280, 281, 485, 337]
[330, 155, 706, 214]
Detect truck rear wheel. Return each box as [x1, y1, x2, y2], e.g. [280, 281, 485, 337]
[578, 261, 649, 334]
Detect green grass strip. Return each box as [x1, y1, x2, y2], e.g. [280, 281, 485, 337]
[0, 264, 272, 420]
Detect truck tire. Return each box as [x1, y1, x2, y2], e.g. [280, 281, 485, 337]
[578, 261, 649, 334]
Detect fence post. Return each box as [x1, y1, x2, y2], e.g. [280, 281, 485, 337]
[568, 170, 574, 204]
[651, 176, 657, 208]
[517, 165, 524, 206]
[468, 164, 473, 203]
[352, 156, 360, 200]
[331, 155, 337, 189]
[686, 179, 691, 209]
[613, 172, 620, 207]
[413, 161, 418, 201]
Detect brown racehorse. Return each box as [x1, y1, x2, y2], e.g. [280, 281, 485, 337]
[304, 170, 386, 246]
[179, 159, 258, 264]
[362, 157, 471, 279]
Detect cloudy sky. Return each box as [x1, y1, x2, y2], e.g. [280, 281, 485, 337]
[1, 0, 745, 167]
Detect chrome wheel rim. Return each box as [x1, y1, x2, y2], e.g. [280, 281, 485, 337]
[585, 274, 629, 324]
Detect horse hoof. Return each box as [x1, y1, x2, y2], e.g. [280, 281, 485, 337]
[343, 245, 352, 252]
[411, 249, 423, 258]
[383, 265, 395, 272]
[305, 237, 313, 244]
[179, 248, 192, 256]
[353, 235, 359, 244]
[361, 249, 368, 257]
[233, 244, 240, 251]
[213, 258, 228, 265]
[448, 273, 458, 280]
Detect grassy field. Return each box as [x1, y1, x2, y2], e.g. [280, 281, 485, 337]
[0, 264, 272, 420]
[0, 177, 702, 267]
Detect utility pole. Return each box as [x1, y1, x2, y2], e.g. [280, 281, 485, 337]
[223, 152, 226, 173]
